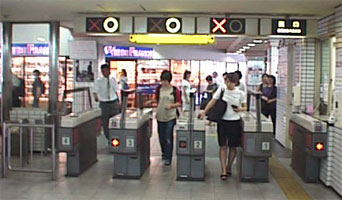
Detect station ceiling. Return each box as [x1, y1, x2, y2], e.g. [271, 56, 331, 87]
[1, 0, 340, 22]
[1, 0, 339, 54]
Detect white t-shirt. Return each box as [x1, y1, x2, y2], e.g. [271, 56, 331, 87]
[238, 82, 247, 101]
[181, 79, 191, 111]
[214, 76, 224, 87]
[213, 85, 246, 121]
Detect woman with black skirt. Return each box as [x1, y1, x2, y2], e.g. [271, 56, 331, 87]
[199, 73, 247, 180]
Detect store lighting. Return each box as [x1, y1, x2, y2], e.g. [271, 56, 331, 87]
[243, 46, 250, 49]
[36, 37, 46, 42]
[253, 39, 263, 43]
[247, 43, 256, 47]
[129, 34, 216, 45]
[239, 48, 246, 52]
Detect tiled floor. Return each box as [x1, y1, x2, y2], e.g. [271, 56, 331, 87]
[0, 122, 340, 200]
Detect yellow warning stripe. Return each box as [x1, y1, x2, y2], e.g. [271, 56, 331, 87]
[269, 154, 312, 200]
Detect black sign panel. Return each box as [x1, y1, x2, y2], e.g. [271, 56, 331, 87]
[272, 19, 306, 36]
[147, 17, 182, 33]
[210, 18, 245, 34]
[86, 17, 120, 33]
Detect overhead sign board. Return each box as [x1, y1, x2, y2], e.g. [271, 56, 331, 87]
[12, 43, 49, 56]
[103, 45, 153, 59]
[86, 17, 120, 33]
[272, 19, 306, 36]
[210, 18, 245, 34]
[147, 17, 182, 33]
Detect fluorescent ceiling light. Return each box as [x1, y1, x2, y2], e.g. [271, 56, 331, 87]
[247, 43, 256, 47]
[240, 48, 246, 52]
[36, 37, 46, 42]
[129, 34, 216, 45]
[243, 46, 250, 49]
[253, 39, 263, 43]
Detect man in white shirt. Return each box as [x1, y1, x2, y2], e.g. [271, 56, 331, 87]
[93, 64, 120, 141]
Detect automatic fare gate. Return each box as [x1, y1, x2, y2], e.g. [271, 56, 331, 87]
[237, 92, 273, 182]
[109, 90, 152, 179]
[176, 89, 206, 181]
[290, 114, 327, 182]
[58, 109, 101, 176]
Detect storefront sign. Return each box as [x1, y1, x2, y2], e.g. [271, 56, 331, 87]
[272, 19, 306, 36]
[147, 17, 182, 33]
[210, 18, 245, 34]
[12, 43, 49, 56]
[86, 17, 120, 33]
[136, 84, 159, 94]
[104, 46, 153, 59]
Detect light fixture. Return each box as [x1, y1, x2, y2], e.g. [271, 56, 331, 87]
[36, 37, 46, 42]
[243, 46, 250, 49]
[253, 39, 263, 43]
[240, 48, 246, 52]
[129, 34, 216, 45]
[247, 43, 256, 47]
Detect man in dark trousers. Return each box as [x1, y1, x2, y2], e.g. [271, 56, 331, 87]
[32, 70, 44, 107]
[93, 64, 120, 142]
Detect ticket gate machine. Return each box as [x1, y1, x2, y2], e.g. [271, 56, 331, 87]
[109, 90, 152, 179]
[176, 89, 206, 181]
[58, 109, 101, 176]
[290, 114, 327, 182]
[237, 92, 273, 182]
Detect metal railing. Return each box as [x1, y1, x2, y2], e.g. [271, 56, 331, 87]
[2, 122, 56, 180]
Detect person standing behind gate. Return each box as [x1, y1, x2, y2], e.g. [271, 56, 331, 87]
[198, 74, 247, 180]
[32, 70, 45, 108]
[147, 70, 181, 166]
[181, 70, 191, 112]
[93, 64, 120, 142]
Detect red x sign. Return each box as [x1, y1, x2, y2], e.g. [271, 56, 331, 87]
[88, 18, 101, 32]
[211, 18, 227, 33]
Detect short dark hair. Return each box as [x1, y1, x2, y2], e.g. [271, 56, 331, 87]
[262, 73, 268, 79]
[160, 70, 172, 82]
[122, 69, 127, 77]
[227, 73, 238, 84]
[183, 70, 191, 80]
[269, 75, 276, 85]
[223, 72, 229, 77]
[101, 63, 109, 70]
[234, 71, 242, 79]
[33, 70, 40, 75]
[205, 75, 213, 82]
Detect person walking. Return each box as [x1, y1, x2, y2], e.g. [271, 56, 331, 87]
[260, 75, 277, 135]
[147, 70, 181, 165]
[93, 64, 121, 141]
[199, 74, 247, 180]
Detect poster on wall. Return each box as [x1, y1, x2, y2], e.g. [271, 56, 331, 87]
[70, 40, 97, 60]
[247, 59, 265, 86]
[75, 60, 95, 82]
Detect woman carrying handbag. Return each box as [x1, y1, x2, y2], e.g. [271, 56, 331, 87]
[198, 73, 247, 180]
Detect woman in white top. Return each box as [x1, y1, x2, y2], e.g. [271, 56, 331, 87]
[181, 70, 191, 112]
[120, 69, 129, 91]
[199, 73, 247, 180]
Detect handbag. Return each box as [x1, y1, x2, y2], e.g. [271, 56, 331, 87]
[207, 88, 227, 122]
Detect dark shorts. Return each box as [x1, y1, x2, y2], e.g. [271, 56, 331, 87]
[217, 119, 242, 147]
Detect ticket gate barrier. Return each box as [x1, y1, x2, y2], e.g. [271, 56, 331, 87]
[176, 89, 206, 181]
[109, 90, 152, 179]
[58, 109, 101, 177]
[237, 92, 273, 182]
[290, 114, 327, 183]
